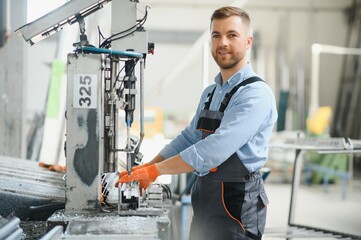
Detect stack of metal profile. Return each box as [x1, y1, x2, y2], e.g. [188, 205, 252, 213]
[0, 156, 65, 220]
[39, 225, 63, 240]
[0, 216, 23, 240]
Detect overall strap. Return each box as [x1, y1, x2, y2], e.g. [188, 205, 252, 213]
[203, 86, 217, 110]
[219, 77, 263, 112]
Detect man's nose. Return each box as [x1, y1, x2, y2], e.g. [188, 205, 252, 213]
[218, 35, 229, 47]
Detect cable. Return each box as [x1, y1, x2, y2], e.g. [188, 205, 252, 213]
[97, 25, 106, 48]
[103, 8, 148, 45]
[99, 6, 149, 49]
[161, 184, 172, 200]
[118, 59, 138, 88]
[113, 64, 126, 89]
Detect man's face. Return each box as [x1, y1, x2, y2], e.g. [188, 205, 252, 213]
[211, 16, 252, 71]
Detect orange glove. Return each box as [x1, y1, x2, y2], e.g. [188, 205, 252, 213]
[115, 164, 159, 190]
[39, 162, 66, 173]
[118, 162, 151, 179]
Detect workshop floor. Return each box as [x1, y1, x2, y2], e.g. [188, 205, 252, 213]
[172, 179, 361, 240]
[265, 180, 361, 239]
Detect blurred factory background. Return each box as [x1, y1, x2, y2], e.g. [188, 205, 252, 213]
[1, 0, 361, 239]
[1, 0, 361, 157]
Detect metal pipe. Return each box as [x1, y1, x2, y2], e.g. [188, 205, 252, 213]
[99, 54, 106, 174]
[135, 58, 145, 155]
[125, 60, 137, 174]
[108, 59, 119, 172]
[3, 228, 23, 240]
[288, 149, 305, 225]
[126, 124, 131, 174]
[0, 217, 20, 239]
[140, 59, 145, 140]
[79, 46, 142, 58]
[40, 225, 63, 240]
[118, 183, 121, 214]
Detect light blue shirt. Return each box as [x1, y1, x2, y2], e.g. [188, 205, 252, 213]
[160, 64, 278, 175]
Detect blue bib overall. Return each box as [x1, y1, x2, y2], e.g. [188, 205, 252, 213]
[189, 77, 269, 240]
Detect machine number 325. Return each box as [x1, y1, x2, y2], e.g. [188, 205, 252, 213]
[73, 74, 97, 109]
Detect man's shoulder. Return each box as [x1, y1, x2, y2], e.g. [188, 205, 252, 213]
[202, 84, 217, 94]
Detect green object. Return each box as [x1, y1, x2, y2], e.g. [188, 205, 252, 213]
[46, 59, 65, 118]
[307, 151, 348, 184]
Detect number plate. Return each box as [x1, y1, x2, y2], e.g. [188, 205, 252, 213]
[73, 74, 97, 109]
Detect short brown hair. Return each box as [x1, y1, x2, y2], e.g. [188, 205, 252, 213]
[211, 6, 250, 27]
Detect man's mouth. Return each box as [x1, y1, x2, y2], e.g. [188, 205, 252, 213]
[217, 50, 231, 55]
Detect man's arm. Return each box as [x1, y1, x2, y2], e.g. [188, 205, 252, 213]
[148, 154, 165, 165]
[179, 84, 275, 173]
[116, 154, 194, 188]
[156, 154, 194, 175]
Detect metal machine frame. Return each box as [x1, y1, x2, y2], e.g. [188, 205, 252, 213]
[16, 0, 165, 214]
[273, 138, 361, 239]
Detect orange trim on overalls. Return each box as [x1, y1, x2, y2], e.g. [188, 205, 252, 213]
[221, 182, 246, 233]
[197, 128, 215, 133]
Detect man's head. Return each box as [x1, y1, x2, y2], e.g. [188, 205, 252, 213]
[210, 7, 253, 80]
[211, 7, 251, 35]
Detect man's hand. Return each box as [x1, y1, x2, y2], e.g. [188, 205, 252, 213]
[118, 162, 151, 179]
[115, 164, 159, 190]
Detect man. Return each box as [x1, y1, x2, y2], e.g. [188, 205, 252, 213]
[116, 6, 278, 240]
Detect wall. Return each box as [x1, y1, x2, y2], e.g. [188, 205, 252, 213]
[246, 0, 351, 130]
[6, 0, 354, 147]
[140, 0, 353, 134]
[0, 0, 27, 158]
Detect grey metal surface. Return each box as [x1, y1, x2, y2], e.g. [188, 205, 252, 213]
[111, 0, 148, 53]
[0, 156, 65, 220]
[15, 0, 110, 45]
[117, 208, 166, 217]
[265, 226, 358, 239]
[40, 225, 63, 240]
[0, 157, 64, 185]
[3, 228, 23, 240]
[0, 217, 22, 240]
[0, 156, 65, 199]
[65, 215, 169, 239]
[65, 53, 102, 212]
[47, 208, 171, 239]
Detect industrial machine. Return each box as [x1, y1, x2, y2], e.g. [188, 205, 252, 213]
[16, 0, 171, 238]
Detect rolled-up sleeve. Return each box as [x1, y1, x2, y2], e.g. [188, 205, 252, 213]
[179, 83, 274, 173]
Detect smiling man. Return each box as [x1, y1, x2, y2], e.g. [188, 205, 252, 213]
[211, 11, 252, 80]
[117, 6, 278, 240]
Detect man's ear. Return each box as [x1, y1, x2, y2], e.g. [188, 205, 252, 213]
[246, 36, 253, 49]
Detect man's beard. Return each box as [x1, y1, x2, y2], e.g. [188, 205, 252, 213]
[212, 51, 242, 70]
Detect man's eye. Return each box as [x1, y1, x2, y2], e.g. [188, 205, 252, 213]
[212, 35, 220, 38]
[229, 34, 237, 38]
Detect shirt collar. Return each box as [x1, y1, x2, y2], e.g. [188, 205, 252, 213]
[214, 63, 253, 87]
